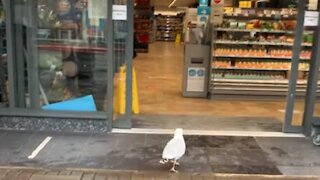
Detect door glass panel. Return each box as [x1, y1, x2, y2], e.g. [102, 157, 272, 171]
[14, 0, 110, 112]
[113, 0, 128, 120]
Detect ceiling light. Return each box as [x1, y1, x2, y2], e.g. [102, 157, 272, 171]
[168, 0, 178, 8]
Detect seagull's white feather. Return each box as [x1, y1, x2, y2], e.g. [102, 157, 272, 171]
[162, 128, 186, 160]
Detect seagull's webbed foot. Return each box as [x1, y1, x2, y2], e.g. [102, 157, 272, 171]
[170, 167, 178, 173]
[170, 160, 178, 173]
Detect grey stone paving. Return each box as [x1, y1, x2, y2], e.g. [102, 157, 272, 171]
[0, 130, 319, 177]
[0, 168, 319, 180]
[255, 137, 320, 175]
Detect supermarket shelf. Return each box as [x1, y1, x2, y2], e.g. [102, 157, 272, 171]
[215, 28, 313, 34]
[212, 78, 317, 84]
[212, 86, 319, 92]
[223, 14, 296, 20]
[210, 79, 320, 98]
[214, 40, 312, 47]
[213, 67, 309, 71]
[212, 82, 315, 88]
[213, 55, 310, 60]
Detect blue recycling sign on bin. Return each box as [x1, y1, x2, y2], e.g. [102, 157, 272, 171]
[197, 69, 205, 77]
[199, 0, 209, 6]
[197, 6, 211, 15]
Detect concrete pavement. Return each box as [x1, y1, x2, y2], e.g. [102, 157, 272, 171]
[0, 167, 319, 180]
[0, 130, 320, 179]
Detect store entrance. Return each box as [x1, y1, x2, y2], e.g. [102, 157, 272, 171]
[131, 0, 315, 132]
[133, 42, 283, 131]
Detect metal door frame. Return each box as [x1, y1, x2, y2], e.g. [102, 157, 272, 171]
[0, 0, 134, 131]
[284, 0, 320, 137]
[112, 0, 134, 129]
[302, 2, 320, 137]
[283, 0, 306, 133]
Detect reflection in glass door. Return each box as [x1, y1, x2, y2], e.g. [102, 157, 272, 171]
[12, 0, 111, 114]
[0, 1, 7, 108]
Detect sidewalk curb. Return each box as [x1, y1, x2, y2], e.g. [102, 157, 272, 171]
[0, 166, 319, 179]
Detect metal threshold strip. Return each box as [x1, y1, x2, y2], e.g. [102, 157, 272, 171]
[112, 128, 305, 137]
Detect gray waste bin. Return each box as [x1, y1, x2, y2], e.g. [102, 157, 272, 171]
[182, 44, 210, 98]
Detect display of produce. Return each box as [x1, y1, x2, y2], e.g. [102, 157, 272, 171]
[156, 15, 184, 41]
[213, 61, 309, 70]
[211, 1, 313, 98]
[223, 7, 297, 19]
[214, 48, 311, 59]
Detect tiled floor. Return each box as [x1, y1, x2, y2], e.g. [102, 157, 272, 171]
[133, 42, 315, 128]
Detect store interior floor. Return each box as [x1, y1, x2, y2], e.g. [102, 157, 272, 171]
[133, 42, 311, 131]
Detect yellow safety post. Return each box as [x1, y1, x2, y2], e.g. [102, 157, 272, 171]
[114, 65, 139, 115]
[132, 66, 140, 114]
[175, 33, 181, 44]
[118, 66, 127, 114]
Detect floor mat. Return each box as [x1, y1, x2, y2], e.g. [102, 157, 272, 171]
[0, 131, 281, 175]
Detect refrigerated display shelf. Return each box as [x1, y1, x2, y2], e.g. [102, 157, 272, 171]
[213, 55, 310, 60]
[214, 40, 312, 47]
[212, 82, 318, 88]
[212, 78, 311, 84]
[223, 15, 296, 20]
[215, 28, 313, 34]
[213, 67, 309, 71]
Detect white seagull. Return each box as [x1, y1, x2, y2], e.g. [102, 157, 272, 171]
[159, 128, 186, 172]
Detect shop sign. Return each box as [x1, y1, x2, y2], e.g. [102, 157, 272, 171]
[304, 11, 319, 27]
[187, 67, 205, 92]
[197, 6, 211, 15]
[199, 0, 209, 6]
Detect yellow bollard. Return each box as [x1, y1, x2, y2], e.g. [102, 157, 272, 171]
[175, 33, 181, 44]
[118, 66, 126, 115]
[132, 67, 140, 114]
[114, 65, 140, 115]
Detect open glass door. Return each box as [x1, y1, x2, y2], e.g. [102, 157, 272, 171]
[7, 0, 115, 130]
[284, 0, 320, 134]
[111, 0, 134, 129]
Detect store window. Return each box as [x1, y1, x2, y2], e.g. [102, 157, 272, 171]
[14, 0, 110, 112]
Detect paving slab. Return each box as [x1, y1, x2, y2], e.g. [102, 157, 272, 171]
[29, 174, 81, 180]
